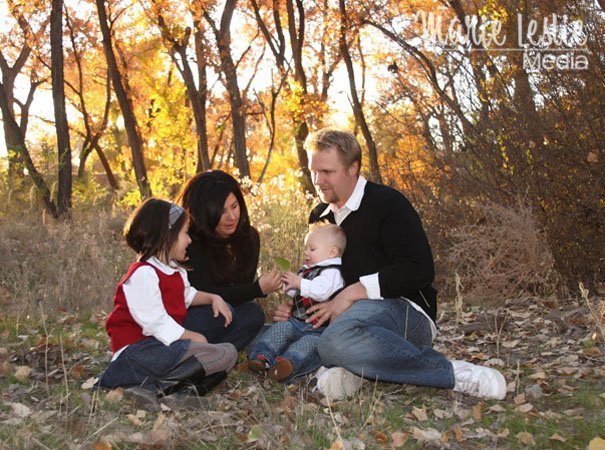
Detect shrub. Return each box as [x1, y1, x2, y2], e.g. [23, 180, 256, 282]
[443, 201, 559, 304]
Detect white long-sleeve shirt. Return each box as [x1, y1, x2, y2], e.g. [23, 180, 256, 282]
[288, 257, 344, 302]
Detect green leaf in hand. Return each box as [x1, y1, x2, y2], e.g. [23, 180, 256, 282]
[274, 256, 291, 272]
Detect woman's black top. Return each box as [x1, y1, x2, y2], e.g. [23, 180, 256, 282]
[186, 228, 264, 306]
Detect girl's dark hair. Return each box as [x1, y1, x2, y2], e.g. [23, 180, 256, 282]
[124, 198, 187, 263]
[179, 170, 256, 283]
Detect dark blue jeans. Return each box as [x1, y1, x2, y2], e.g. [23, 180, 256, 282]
[183, 301, 265, 351]
[98, 337, 190, 389]
[317, 298, 455, 389]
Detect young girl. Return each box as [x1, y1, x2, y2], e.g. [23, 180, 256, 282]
[98, 198, 238, 396]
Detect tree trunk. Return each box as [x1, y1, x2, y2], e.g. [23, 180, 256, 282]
[208, 0, 250, 178]
[0, 81, 58, 217]
[285, 0, 314, 194]
[95, 0, 151, 197]
[338, 0, 381, 183]
[51, 0, 72, 217]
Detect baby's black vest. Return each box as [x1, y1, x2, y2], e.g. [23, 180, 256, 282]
[291, 264, 342, 321]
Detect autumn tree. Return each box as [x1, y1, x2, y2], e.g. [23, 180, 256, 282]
[201, 0, 250, 178]
[0, 0, 48, 185]
[64, 5, 118, 190]
[95, 0, 151, 197]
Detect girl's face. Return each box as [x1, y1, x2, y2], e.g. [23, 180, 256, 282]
[169, 220, 192, 262]
[215, 192, 241, 238]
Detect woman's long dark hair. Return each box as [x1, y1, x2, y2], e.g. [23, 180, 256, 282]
[179, 170, 257, 284]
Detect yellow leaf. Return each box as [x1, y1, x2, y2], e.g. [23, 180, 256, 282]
[15, 366, 31, 381]
[516, 432, 536, 446]
[589, 437, 605, 450]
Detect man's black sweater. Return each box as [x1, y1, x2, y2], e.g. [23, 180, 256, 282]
[309, 181, 438, 321]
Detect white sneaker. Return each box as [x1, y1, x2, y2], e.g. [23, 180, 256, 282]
[315, 366, 362, 401]
[451, 360, 507, 400]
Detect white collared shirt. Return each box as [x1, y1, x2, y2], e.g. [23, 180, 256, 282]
[113, 256, 197, 359]
[295, 257, 344, 301]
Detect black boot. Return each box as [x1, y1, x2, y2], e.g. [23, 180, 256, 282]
[156, 356, 206, 396]
[192, 371, 227, 395]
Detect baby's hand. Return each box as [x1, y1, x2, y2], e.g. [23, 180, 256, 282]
[210, 294, 233, 327]
[282, 271, 301, 291]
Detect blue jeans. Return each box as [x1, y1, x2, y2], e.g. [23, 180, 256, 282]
[317, 298, 455, 389]
[250, 317, 324, 381]
[98, 337, 190, 389]
[184, 301, 265, 351]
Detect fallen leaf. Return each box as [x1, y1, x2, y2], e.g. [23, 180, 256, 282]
[489, 404, 506, 413]
[529, 370, 547, 380]
[517, 403, 534, 413]
[391, 432, 408, 448]
[472, 403, 483, 421]
[330, 439, 344, 450]
[517, 432, 536, 446]
[92, 441, 112, 450]
[412, 427, 441, 443]
[452, 426, 465, 442]
[434, 408, 453, 419]
[70, 364, 87, 379]
[514, 393, 526, 405]
[412, 406, 428, 421]
[82, 377, 98, 390]
[105, 388, 124, 403]
[498, 428, 510, 438]
[7, 402, 31, 418]
[587, 152, 598, 163]
[373, 431, 388, 443]
[502, 339, 520, 348]
[15, 365, 31, 380]
[247, 425, 262, 443]
[589, 437, 605, 450]
[549, 433, 566, 442]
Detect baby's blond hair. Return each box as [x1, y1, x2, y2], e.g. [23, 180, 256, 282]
[307, 222, 347, 256]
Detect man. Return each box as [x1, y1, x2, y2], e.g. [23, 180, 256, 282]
[275, 128, 506, 400]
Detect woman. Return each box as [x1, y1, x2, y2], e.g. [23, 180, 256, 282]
[179, 170, 281, 351]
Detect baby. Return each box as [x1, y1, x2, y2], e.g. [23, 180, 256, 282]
[249, 223, 345, 381]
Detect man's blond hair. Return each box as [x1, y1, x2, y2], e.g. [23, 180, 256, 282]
[305, 128, 361, 174]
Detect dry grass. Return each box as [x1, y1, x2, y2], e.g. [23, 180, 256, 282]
[0, 209, 130, 318]
[443, 201, 560, 305]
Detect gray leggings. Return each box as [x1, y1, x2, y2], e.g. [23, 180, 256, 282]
[179, 342, 238, 375]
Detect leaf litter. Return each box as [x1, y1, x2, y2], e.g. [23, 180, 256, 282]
[1, 297, 603, 448]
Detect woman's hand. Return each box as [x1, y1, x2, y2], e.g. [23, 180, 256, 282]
[272, 299, 293, 322]
[258, 267, 282, 294]
[281, 271, 301, 291]
[210, 294, 233, 327]
[181, 330, 208, 343]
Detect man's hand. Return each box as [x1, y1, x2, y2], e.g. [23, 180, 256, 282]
[305, 282, 368, 328]
[272, 299, 293, 322]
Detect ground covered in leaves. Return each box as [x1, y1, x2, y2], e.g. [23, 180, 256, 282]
[1, 298, 604, 449]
